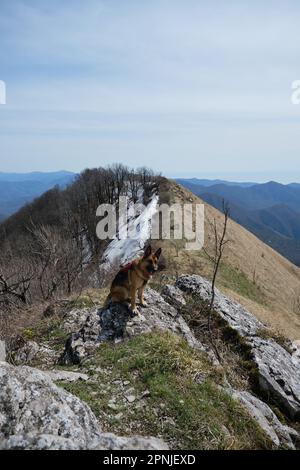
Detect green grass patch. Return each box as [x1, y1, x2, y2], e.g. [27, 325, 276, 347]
[22, 328, 38, 340]
[21, 317, 69, 355]
[58, 331, 273, 450]
[68, 294, 96, 309]
[217, 263, 266, 305]
[196, 252, 265, 305]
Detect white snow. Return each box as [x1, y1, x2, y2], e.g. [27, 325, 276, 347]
[102, 193, 159, 268]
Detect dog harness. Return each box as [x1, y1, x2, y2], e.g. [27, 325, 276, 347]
[120, 262, 134, 273]
[120, 260, 151, 281]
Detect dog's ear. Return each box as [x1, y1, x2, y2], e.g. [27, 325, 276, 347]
[143, 245, 152, 258]
[154, 248, 162, 259]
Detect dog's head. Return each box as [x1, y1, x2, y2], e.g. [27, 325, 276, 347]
[140, 245, 162, 276]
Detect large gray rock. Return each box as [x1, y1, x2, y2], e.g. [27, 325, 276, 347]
[161, 284, 187, 309]
[176, 274, 300, 420]
[250, 337, 300, 420]
[0, 432, 169, 450]
[231, 390, 298, 449]
[0, 433, 88, 450]
[125, 289, 203, 352]
[0, 362, 102, 449]
[0, 362, 168, 450]
[59, 288, 207, 365]
[176, 274, 263, 336]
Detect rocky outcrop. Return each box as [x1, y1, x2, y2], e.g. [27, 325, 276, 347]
[0, 362, 101, 449]
[0, 432, 168, 451]
[59, 288, 206, 366]
[176, 275, 263, 336]
[62, 306, 99, 333]
[250, 337, 300, 420]
[176, 274, 300, 420]
[230, 390, 298, 449]
[161, 285, 186, 309]
[0, 434, 91, 450]
[126, 289, 203, 351]
[13, 340, 57, 367]
[59, 308, 101, 365]
[0, 362, 168, 450]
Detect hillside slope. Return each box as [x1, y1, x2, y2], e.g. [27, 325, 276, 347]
[157, 180, 300, 340]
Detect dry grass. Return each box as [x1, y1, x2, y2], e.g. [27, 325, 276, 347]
[178, 293, 253, 391]
[157, 179, 300, 341]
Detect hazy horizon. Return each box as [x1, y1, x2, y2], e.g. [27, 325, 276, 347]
[0, 168, 300, 185]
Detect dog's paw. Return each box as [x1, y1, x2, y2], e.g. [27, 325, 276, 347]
[131, 307, 139, 316]
[140, 301, 148, 308]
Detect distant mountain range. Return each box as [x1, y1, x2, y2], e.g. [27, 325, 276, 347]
[176, 178, 257, 188]
[176, 178, 300, 266]
[0, 171, 76, 221]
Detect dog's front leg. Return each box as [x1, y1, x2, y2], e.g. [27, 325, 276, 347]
[130, 286, 139, 315]
[138, 285, 147, 307]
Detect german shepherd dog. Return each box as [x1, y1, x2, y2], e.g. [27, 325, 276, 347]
[107, 245, 162, 315]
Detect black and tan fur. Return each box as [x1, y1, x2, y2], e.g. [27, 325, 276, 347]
[108, 245, 162, 315]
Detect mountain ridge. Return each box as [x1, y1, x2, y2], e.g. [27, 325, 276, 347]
[0, 171, 76, 220]
[0, 170, 75, 182]
[176, 178, 300, 266]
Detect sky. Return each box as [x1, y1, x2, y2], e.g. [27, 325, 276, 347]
[0, 0, 300, 182]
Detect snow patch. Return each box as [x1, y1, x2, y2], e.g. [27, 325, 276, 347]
[102, 193, 159, 269]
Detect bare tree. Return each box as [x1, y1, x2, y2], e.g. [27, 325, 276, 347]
[0, 272, 33, 306]
[0, 255, 36, 309]
[28, 224, 85, 300]
[203, 200, 230, 361]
